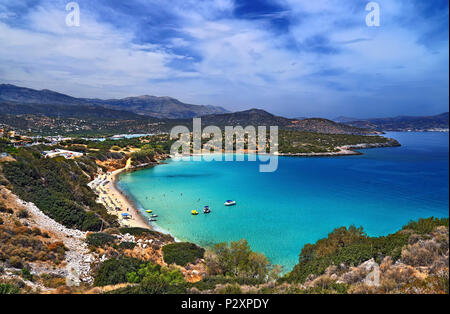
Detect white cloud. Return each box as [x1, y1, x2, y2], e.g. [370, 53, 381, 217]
[0, 0, 447, 117]
[0, 5, 192, 97]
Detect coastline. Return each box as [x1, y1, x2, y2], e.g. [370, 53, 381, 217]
[88, 140, 400, 233]
[276, 141, 401, 157]
[110, 167, 151, 229]
[111, 163, 182, 240]
[88, 164, 153, 230]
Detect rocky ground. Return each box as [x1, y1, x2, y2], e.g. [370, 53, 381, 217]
[1, 188, 94, 287]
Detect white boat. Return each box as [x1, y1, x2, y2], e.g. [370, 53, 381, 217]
[224, 200, 236, 206]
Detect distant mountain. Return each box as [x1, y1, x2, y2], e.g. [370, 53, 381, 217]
[200, 109, 377, 135]
[344, 113, 449, 131]
[0, 84, 228, 119]
[91, 95, 229, 119]
[287, 118, 378, 134]
[0, 84, 87, 106]
[0, 101, 147, 120]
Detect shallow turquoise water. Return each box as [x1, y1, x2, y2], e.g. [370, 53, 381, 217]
[117, 132, 449, 272]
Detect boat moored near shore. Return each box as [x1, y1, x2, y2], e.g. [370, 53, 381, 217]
[224, 200, 236, 206]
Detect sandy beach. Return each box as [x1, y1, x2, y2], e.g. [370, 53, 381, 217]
[88, 165, 152, 230]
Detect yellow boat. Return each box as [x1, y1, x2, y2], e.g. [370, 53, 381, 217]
[145, 210, 153, 213]
[191, 210, 199, 216]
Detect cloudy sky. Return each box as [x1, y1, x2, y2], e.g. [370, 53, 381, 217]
[0, 0, 448, 118]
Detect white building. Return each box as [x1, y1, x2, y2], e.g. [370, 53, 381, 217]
[42, 149, 83, 159]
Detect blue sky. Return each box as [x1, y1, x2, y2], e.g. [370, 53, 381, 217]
[0, 0, 448, 118]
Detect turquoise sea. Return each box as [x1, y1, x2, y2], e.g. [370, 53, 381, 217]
[117, 132, 449, 272]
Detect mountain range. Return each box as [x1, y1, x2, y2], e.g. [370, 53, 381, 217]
[1, 84, 448, 135]
[0, 84, 228, 119]
[335, 113, 449, 131]
[200, 109, 376, 134]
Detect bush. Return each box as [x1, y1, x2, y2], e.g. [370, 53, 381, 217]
[403, 217, 449, 234]
[204, 239, 275, 282]
[119, 227, 154, 236]
[119, 242, 136, 250]
[86, 232, 116, 247]
[284, 225, 411, 283]
[162, 242, 205, 266]
[219, 284, 243, 294]
[21, 268, 33, 281]
[94, 257, 142, 286]
[81, 212, 103, 231]
[0, 283, 20, 294]
[191, 276, 262, 291]
[8, 256, 23, 269]
[113, 262, 187, 294]
[17, 209, 28, 219]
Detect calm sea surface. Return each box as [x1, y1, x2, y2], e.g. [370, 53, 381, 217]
[117, 132, 449, 272]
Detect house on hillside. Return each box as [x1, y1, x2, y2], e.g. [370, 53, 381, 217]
[42, 149, 83, 159]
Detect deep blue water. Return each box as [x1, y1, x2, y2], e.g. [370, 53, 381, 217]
[117, 132, 449, 272]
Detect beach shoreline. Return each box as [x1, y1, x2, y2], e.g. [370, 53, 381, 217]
[88, 139, 400, 232]
[88, 163, 154, 230]
[110, 167, 151, 229]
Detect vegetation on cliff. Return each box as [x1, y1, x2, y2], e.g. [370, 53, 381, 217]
[162, 242, 205, 267]
[282, 217, 448, 294]
[0, 147, 116, 231]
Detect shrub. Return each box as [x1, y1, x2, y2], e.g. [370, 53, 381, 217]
[219, 284, 243, 294]
[191, 276, 263, 291]
[8, 256, 23, 269]
[81, 212, 103, 231]
[113, 263, 187, 294]
[119, 227, 154, 236]
[119, 242, 136, 250]
[21, 268, 33, 282]
[17, 209, 29, 219]
[86, 232, 116, 247]
[162, 242, 205, 266]
[47, 241, 67, 255]
[94, 257, 142, 287]
[403, 217, 449, 234]
[0, 283, 20, 294]
[205, 239, 275, 282]
[284, 225, 411, 283]
[40, 274, 66, 288]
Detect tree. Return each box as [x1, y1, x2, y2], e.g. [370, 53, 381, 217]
[205, 239, 277, 282]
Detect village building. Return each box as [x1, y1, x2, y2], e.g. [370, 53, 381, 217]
[42, 149, 84, 159]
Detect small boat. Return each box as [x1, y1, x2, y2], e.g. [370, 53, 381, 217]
[224, 200, 236, 206]
[150, 218, 157, 222]
[191, 210, 199, 216]
[145, 210, 153, 213]
[150, 214, 158, 218]
[203, 207, 211, 214]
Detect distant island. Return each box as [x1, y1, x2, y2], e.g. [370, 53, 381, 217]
[334, 113, 449, 132]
